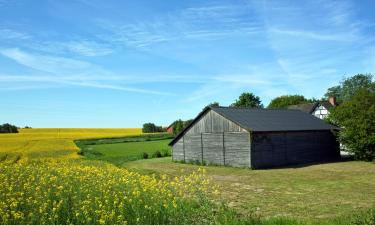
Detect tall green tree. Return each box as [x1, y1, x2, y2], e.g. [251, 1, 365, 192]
[172, 119, 185, 135]
[328, 84, 375, 161]
[267, 95, 312, 109]
[231, 92, 263, 108]
[324, 74, 373, 103]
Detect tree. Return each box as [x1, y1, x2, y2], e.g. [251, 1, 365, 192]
[328, 84, 375, 161]
[231, 92, 263, 108]
[207, 102, 219, 107]
[0, 123, 18, 133]
[267, 95, 313, 109]
[172, 120, 185, 135]
[171, 119, 194, 135]
[142, 123, 163, 133]
[324, 74, 373, 103]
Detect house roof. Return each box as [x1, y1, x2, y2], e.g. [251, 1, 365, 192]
[288, 101, 335, 113]
[169, 106, 338, 146]
[288, 103, 318, 113]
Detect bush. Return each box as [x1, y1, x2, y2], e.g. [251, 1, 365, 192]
[0, 123, 18, 133]
[328, 86, 375, 161]
[142, 152, 149, 159]
[162, 150, 171, 157]
[153, 150, 162, 158]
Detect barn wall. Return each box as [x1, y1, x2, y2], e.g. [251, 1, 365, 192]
[224, 132, 251, 167]
[172, 138, 184, 161]
[172, 109, 250, 167]
[184, 135, 202, 163]
[202, 133, 224, 165]
[251, 131, 340, 169]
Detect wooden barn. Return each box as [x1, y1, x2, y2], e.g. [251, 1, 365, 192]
[169, 106, 340, 169]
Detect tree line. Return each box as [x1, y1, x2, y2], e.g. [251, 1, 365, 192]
[143, 74, 374, 161]
[0, 123, 19, 133]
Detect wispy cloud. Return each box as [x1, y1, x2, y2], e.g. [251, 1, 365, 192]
[96, 4, 261, 49]
[268, 28, 358, 42]
[34, 40, 114, 57]
[0, 28, 31, 40]
[0, 48, 92, 73]
[0, 48, 174, 95]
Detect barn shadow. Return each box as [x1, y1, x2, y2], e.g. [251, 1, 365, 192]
[260, 153, 355, 170]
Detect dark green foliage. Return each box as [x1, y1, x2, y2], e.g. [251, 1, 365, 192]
[267, 95, 313, 109]
[142, 123, 164, 133]
[0, 123, 18, 133]
[328, 85, 375, 161]
[173, 120, 184, 135]
[324, 74, 374, 103]
[143, 152, 149, 159]
[152, 150, 162, 158]
[231, 92, 263, 108]
[171, 119, 193, 135]
[206, 102, 220, 108]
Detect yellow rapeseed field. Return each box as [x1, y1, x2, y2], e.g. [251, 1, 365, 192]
[0, 128, 226, 225]
[0, 159, 219, 225]
[0, 128, 142, 160]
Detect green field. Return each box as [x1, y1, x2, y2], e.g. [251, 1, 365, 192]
[82, 139, 171, 165]
[123, 157, 375, 224]
[75, 134, 173, 166]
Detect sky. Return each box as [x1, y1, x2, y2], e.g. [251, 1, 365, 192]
[0, 0, 374, 128]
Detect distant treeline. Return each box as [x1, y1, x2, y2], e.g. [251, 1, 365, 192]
[0, 123, 19, 133]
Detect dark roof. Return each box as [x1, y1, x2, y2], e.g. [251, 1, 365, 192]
[288, 101, 335, 113]
[169, 106, 338, 146]
[288, 103, 317, 113]
[320, 101, 335, 111]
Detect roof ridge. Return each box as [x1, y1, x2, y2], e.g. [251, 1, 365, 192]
[210, 106, 302, 111]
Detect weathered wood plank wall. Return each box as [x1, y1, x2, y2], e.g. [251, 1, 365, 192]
[251, 130, 340, 168]
[172, 109, 251, 167]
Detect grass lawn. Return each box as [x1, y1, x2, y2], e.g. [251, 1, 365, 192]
[81, 139, 171, 165]
[123, 157, 375, 223]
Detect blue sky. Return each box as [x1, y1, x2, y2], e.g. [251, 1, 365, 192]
[0, 0, 374, 128]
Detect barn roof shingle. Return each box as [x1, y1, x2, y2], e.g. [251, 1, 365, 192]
[169, 106, 338, 146]
[211, 107, 337, 132]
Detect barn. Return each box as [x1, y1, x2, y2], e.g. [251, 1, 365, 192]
[169, 106, 340, 169]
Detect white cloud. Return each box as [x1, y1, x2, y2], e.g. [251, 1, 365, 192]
[96, 3, 261, 49]
[0, 28, 31, 40]
[268, 28, 357, 42]
[0, 48, 92, 74]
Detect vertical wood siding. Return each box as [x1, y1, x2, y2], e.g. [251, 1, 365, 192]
[172, 109, 250, 167]
[251, 131, 340, 168]
[224, 132, 251, 167]
[202, 133, 224, 165]
[172, 138, 184, 161]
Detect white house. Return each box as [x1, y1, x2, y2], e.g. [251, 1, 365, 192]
[288, 97, 337, 119]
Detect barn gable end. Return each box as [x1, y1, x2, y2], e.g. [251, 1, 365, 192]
[171, 108, 251, 167]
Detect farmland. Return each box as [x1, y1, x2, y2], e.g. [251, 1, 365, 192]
[0, 129, 245, 225]
[0, 128, 142, 160]
[1, 129, 375, 224]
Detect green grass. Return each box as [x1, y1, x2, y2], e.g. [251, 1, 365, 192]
[79, 137, 172, 166]
[123, 158, 375, 224]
